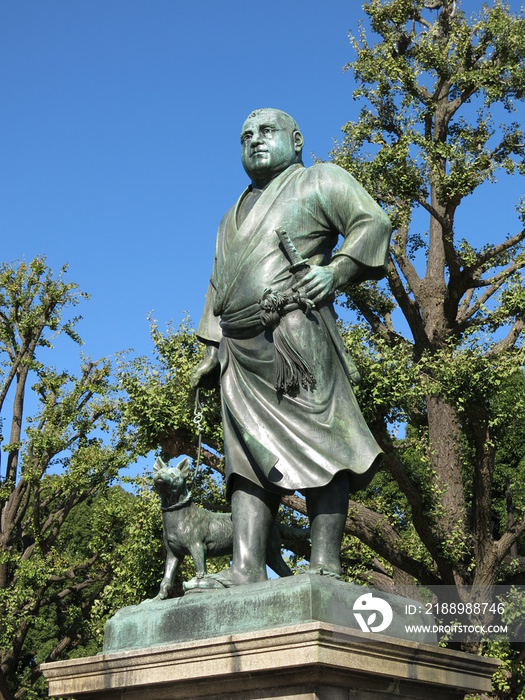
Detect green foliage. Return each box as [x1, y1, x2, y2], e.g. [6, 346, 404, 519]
[118, 316, 222, 460]
[336, 1, 525, 227]
[472, 639, 525, 700]
[0, 259, 139, 700]
[86, 478, 165, 648]
[0, 257, 87, 358]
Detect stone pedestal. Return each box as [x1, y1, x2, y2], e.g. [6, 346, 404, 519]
[41, 576, 499, 700]
[103, 574, 436, 652]
[42, 621, 499, 700]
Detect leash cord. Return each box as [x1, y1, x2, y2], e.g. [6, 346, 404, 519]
[192, 388, 204, 484]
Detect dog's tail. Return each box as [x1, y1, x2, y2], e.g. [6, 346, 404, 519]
[276, 522, 310, 557]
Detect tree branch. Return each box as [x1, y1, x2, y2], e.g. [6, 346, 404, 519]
[486, 318, 525, 357]
[0, 479, 30, 555]
[387, 257, 430, 352]
[47, 554, 99, 584]
[466, 230, 525, 275]
[415, 193, 447, 228]
[392, 223, 422, 294]
[494, 514, 525, 565]
[457, 287, 475, 319]
[348, 297, 399, 344]
[457, 256, 525, 325]
[345, 498, 440, 585]
[372, 423, 457, 579]
[14, 597, 96, 699]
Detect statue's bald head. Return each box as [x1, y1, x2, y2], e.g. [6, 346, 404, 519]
[240, 108, 304, 188]
[245, 108, 301, 136]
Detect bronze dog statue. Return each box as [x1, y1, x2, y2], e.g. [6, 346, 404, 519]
[153, 456, 308, 598]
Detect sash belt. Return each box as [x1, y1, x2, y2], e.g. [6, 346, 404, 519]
[220, 288, 315, 395]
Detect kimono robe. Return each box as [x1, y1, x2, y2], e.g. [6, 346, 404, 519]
[197, 162, 392, 498]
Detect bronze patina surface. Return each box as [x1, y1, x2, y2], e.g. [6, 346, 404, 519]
[189, 108, 392, 590]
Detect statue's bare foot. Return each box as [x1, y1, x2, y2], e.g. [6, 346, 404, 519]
[183, 569, 236, 592]
[183, 567, 268, 593]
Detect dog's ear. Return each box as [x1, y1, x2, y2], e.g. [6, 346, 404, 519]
[178, 456, 192, 480]
[153, 456, 166, 474]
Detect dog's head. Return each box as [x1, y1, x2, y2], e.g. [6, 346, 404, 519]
[153, 456, 192, 508]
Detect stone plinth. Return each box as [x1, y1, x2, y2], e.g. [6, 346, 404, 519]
[103, 574, 436, 652]
[42, 621, 499, 700]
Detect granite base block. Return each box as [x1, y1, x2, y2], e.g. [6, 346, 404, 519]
[42, 621, 500, 700]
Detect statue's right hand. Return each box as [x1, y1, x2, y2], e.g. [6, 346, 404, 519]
[191, 345, 220, 389]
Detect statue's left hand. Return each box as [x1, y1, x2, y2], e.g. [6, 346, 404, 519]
[292, 265, 336, 306]
[191, 344, 220, 389]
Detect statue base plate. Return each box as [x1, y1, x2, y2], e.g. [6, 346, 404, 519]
[102, 573, 435, 652]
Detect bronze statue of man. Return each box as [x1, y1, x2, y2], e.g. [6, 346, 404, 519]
[188, 108, 391, 589]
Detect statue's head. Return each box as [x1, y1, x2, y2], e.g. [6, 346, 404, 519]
[240, 108, 304, 188]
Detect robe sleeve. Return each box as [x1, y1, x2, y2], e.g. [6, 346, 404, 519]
[196, 279, 222, 344]
[316, 164, 391, 277]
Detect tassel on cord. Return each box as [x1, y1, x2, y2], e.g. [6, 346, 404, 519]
[259, 287, 315, 394]
[273, 325, 314, 393]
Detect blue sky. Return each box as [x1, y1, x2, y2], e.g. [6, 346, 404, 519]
[1, 0, 524, 374]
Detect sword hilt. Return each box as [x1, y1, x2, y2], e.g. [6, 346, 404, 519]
[275, 227, 308, 272]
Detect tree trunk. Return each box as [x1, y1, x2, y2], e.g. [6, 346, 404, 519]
[5, 366, 29, 484]
[426, 394, 469, 583]
[0, 667, 15, 700]
[471, 404, 498, 586]
[0, 366, 29, 588]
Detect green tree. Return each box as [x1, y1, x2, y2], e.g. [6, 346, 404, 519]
[0, 259, 137, 700]
[11, 483, 161, 700]
[329, 0, 525, 592]
[119, 317, 222, 466]
[328, 2, 525, 692]
[118, 317, 230, 533]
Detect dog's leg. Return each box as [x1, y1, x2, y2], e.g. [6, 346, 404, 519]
[157, 548, 182, 599]
[190, 542, 207, 578]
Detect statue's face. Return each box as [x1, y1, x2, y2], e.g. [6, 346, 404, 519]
[240, 111, 303, 187]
